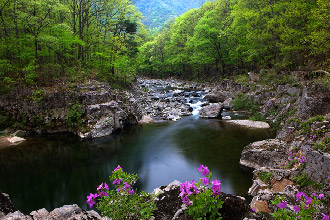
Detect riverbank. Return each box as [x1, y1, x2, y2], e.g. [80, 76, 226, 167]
[1, 73, 329, 219]
[0, 181, 262, 220]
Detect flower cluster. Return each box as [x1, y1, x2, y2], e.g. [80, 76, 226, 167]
[86, 165, 137, 208]
[272, 191, 329, 220]
[273, 148, 307, 170]
[287, 149, 307, 163]
[85, 165, 156, 219]
[314, 132, 330, 152]
[179, 165, 223, 220]
[86, 182, 109, 208]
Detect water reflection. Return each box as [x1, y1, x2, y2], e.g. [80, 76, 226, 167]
[0, 115, 273, 214]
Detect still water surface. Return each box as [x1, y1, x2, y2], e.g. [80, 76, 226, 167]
[0, 112, 273, 214]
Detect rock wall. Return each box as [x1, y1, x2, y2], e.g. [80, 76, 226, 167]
[237, 79, 330, 216]
[0, 80, 145, 139]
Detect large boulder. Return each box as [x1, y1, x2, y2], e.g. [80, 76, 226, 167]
[199, 103, 224, 119]
[240, 139, 288, 170]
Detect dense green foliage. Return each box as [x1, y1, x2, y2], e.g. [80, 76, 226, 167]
[0, 0, 148, 91]
[137, 0, 330, 79]
[134, 0, 212, 31]
[2, 0, 330, 90]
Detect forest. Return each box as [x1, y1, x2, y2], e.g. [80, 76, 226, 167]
[137, 0, 330, 79]
[0, 0, 148, 93]
[0, 0, 330, 92]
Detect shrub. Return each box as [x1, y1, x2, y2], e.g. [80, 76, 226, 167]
[65, 103, 83, 128]
[232, 93, 258, 113]
[86, 165, 156, 220]
[179, 165, 223, 220]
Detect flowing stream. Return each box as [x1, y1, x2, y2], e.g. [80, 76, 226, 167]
[0, 86, 274, 214]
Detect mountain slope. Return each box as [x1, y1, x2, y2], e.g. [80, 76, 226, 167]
[134, 0, 211, 29]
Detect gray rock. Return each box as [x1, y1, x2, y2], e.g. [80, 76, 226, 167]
[226, 120, 270, 129]
[2, 211, 32, 220]
[139, 115, 154, 124]
[296, 84, 330, 119]
[30, 208, 49, 220]
[199, 103, 224, 119]
[223, 98, 233, 109]
[204, 93, 219, 103]
[303, 151, 330, 183]
[240, 139, 288, 170]
[172, 209, 183, 219]
[287, 87, 301, 96]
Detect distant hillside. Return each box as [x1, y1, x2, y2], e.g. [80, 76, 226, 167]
[134, 0, 212, 29]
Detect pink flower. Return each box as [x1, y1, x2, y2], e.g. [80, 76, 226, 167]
[186, 187, 193, 196]
[202, 166, 210, 176]
[322, 213, 329, 220]
[198, 165, 210, 176]
[104, 182, 109, 190]
[86, 197, 95, 208]
[201, 177, 209, 186]
[278, 201, 287, 209]
[190, 180, 200, 194]
[293, 204, 300, 213]
[114, 165, 122, 172]
[182, 196, 192, 205]
[296, 192, 306, 201]
[123, 182, 131, 190]
[99, 191, 109, 197]
[86, 193, 98, 208]
[211, 180, 221, 195]
[128, 189, 134, 195]
[179, 190, 185, 197]
[112, 179, 122, 185]
[318, 194, 324, 200]
[305, 197, 313, 206]
[198, 165, 204, 172]
[97, 183, 103, 191]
